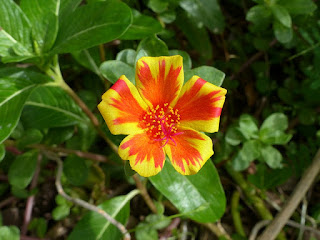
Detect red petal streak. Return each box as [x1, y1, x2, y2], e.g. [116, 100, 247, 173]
[175, 78, 222, 121]
[120, 133, 165, 169]
[110, 79, 145, 125]
[168, 129, 204, 173]
[138, 60, 182, 106]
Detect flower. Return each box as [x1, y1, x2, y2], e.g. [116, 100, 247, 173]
[98, 55, 227, 177]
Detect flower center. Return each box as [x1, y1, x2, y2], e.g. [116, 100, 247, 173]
[141, 103, 182, 146]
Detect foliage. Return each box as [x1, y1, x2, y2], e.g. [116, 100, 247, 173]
[0, 0, 319, 239]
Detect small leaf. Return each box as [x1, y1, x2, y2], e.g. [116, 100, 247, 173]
[273, 20, 293, 43]
[169, 50, 192, 70]
[150, 160, 226, 223]
[120, 9, 162, 40]
[179, 0, 225, 33]
[52, 0, 132, 53]
[225, 126, 245, 146]
[8, 150, 38, 189]
[232, 140, 261, 171]
[261, 113, 288, 131]
[184, 66, 225, 87]
[246, 5, 272, 26]
[68, 190, 139, 240]
[136, 223, 158, 240]
[238, 114, 259, 140]
[148, 0, 168, 13]
[52, 205, 71, 220]
[16, 129, 43, 149]
[72, 48, 102, 77]
[136, 35, 169, 61]
[145, 214, 171, 230]
[271, 5, 291, 28]
[116, 49, 137, 67]
[277, 0, 317, 15]
[0, 226, 20, 240]
[100, 60, 135, 84]
[63, 155, 88, 186]
[259, 145, 283, 169]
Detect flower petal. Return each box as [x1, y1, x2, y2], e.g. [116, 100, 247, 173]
[136, 55, 183, 107]
[174, 76, 227, 133]
[164, 128, 213, 175]
[119, 132, 165, 177]
[98, 75, 147, 135]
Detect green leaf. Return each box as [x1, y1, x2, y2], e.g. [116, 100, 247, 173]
[52, 0, 132, 53]
[145, 214, 171, 230]
[136, 223, 158, 240]
[248, 164, 291, 189]
[175, 11, 212, 60]
[0, 68, 51, 144]
[0, 0, 33, 62]
[43, 126, 74, 145]
[273, 20, 293, 43]
[271, 5, 291, 28]
[120, 9, 162, 40]
[63, 155, 88, 186]
[28, 218, 47, 238]
[116, 49, 137, 67]
[259, 145, 283, 169]
[52, 205, 71, 220]
[246, 5, 272, 26]
[260, 130, 292, 145]
[179, 0, 225, 33]
[8, 150, 38, 189]
[20, 0, 59, 53]
[261, 113, 288, 131]
[225, 126, 245, 146]
[0, 226, 19, 240]
[72, 48, 102, 78]
[184, 66, 225, 86]
[0, 143, 5, 162]
[100, 60, 135, 84]
[169, 50, 192, 70]
[136, 35, 169, 61]
[238, 114, 259, 140]
[232, 140, 261, 171]
[16, 128, 43, 149]
[22, 86, 87, 129]
[277, 0, 317, 15]
[59, 0, 82, 20]
[68, 190, 139, 240]
[148, 0, 168, 13]
[66, 123, 96, 151]
[150, 160, 226, 223]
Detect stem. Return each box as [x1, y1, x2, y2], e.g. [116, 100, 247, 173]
[132, 174, 158, 214]
[225, 162, 286, 240]
[53, 157, 131, 240]
[202, 222, 232, 240]
[231, 191, 246, 237]
[258, 148, 320, 240]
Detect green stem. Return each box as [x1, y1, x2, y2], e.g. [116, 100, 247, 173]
[231, 191, 246, 237]
[225, 162, 286, 240]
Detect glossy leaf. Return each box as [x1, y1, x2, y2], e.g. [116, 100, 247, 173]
[0, 0, 33, 62]
[68, 190, 139, 240]
[271, 5, 291, 28]
[273, 20, 292, 43]
[120, 9, 162, 40]
[100, 60, 135, 84]
[0, 68, 51, 144]
[52, 0, 132, 53]
[8, 150, 38, 189]
[22, 86, 88, 129]
[116, 49, 136, 67]
[63, 155, 88, 186]
[150, 160, 226, 223]
[184, 66, 225, 86]
[20, 0, 59, 53]
[232, 140, 261, 171]
[0, 226, 19, 240]
[136, 35, 169, 61]
[260, 145, 283, 169]
[52, 205, 71, 220]
[179, 0, 225, 33]
[277, 0, 317, 15]
[72, 48, 102, 77]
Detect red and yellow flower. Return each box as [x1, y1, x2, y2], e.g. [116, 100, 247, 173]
[98, 55, 226, 177]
